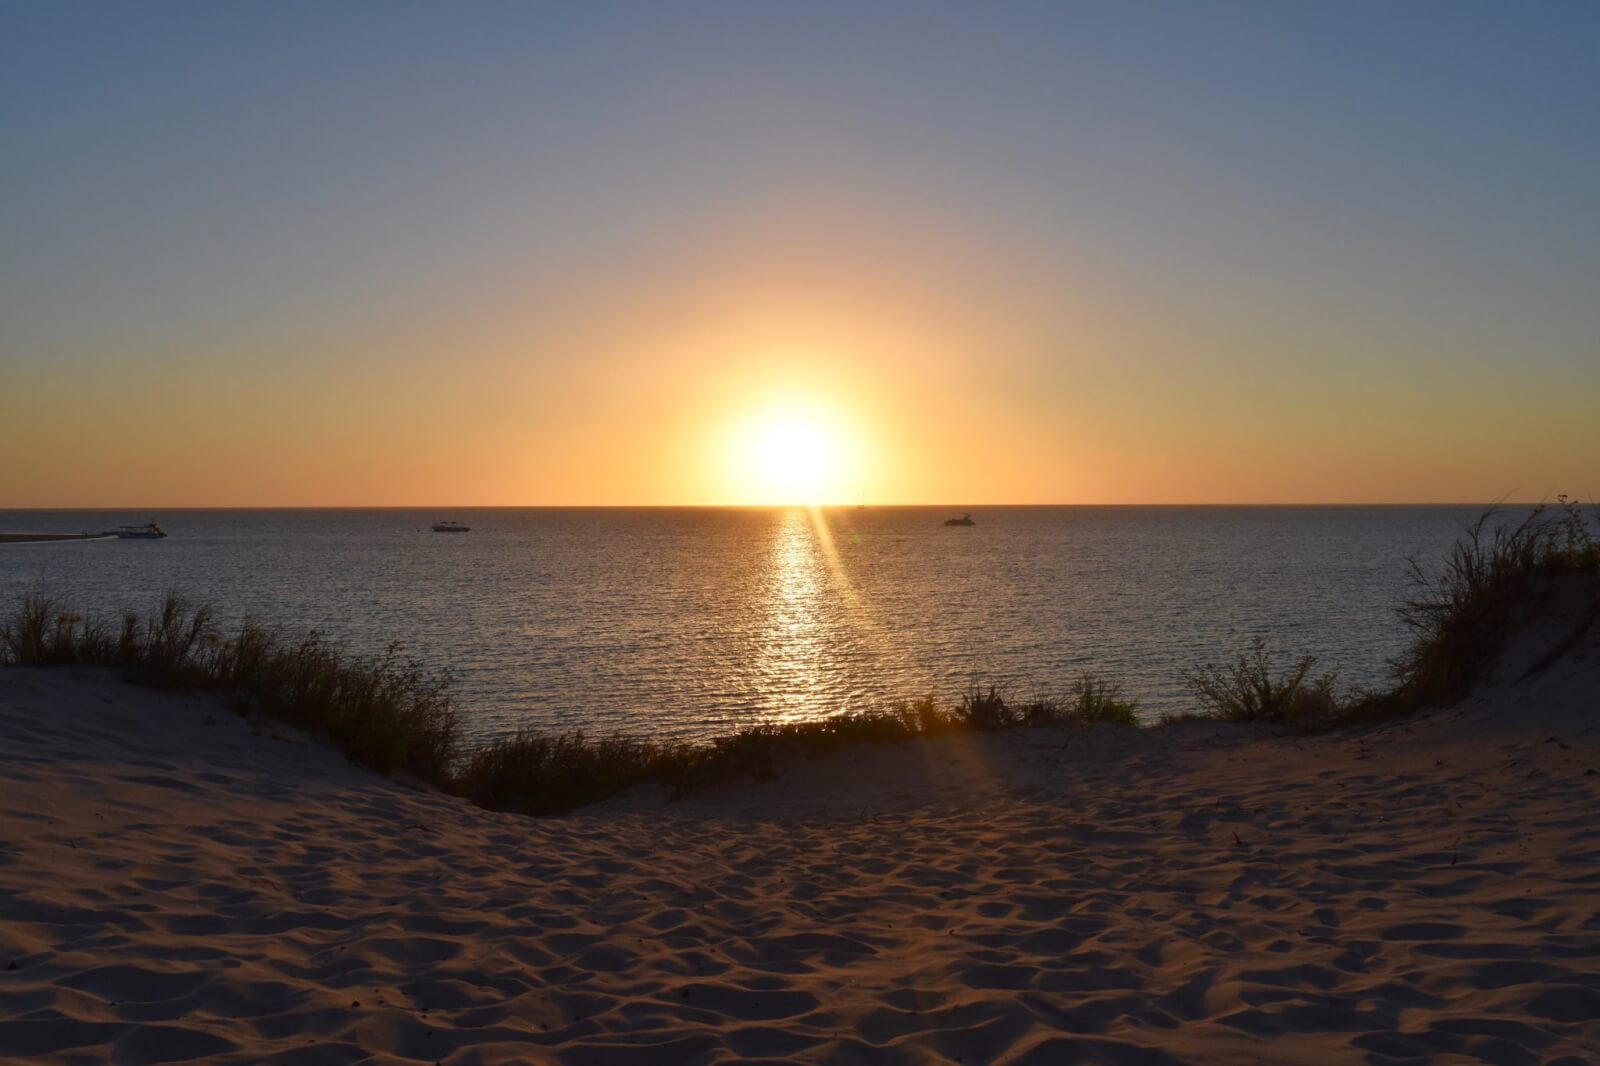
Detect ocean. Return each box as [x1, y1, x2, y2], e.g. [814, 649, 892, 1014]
[0, 506, 1497, 739]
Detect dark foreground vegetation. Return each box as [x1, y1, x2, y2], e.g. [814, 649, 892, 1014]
[3, 500, 1595, 813]
[1180, 498, 1599, 727]
[456, 678, 1138, 814]
[0, 595, 458, 782]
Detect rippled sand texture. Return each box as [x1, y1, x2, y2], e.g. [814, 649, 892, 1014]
[2, 667, 1598, 1064]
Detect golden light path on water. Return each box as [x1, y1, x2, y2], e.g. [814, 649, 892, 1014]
[757, 508, 833, 720]
[757, 505, 1004, 790]
[758, 506, 915, 721]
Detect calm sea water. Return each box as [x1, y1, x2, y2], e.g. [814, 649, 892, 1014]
[0, 507, 1493, 739]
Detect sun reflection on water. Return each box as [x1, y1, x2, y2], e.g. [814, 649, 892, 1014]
[752, 506, 1001, 790]
[757, 508, 839, 722]
[753, 506, 921, 724]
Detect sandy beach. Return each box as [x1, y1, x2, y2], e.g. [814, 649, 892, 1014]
[3, 633, 1598, 1065]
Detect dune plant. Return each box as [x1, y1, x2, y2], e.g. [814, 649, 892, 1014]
[1183, 638, 1341, 724]
[1380, 499, 1600, 711]
[954, 684, 1016, 730]
[0, 594, 75, 665]
[136, 595, 215, 683]
[455, 731, 700, 815]
[1066, 671, 1140, 726]
[1, 593, 458, 783]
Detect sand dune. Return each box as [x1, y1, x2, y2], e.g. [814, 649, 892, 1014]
[3, 644, 1599, 1063]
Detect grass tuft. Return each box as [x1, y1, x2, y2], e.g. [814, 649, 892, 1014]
[955, 684, 1017, 730]
[1067, 671, 1140, 726]
[1182, 638, 1341, 725]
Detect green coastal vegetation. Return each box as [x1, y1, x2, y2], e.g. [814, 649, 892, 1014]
[3, 502, 1596, 815]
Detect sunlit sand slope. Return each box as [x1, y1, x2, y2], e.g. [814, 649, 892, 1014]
[2, 642, 1598, 1063]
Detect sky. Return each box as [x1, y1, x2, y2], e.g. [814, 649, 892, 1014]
[2, 1, 1597, 506]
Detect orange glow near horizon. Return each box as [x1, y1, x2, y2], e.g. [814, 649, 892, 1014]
[4, 273, 1596, 509]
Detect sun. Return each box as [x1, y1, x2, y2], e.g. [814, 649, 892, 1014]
[728, 406, 852, 504]
[755, 419, 832, 501]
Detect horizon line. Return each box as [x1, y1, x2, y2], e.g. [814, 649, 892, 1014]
[0, 500, 1569, 512]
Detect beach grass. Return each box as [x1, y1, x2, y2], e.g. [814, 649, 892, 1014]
[454, 731, 703, 815]
[1386, 497, 1599, 710]
[455, 679, 1141, 814]
[1065, 671, 1141, 726]
[1, 593, 459, 783]
[1177, 499, 1600, 728]
[1182, 638, 1342, 725]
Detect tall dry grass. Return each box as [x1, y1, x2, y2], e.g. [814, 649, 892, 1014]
[1, 593, 458, 783]
[1179, 498, 1600, 728]
[1383, 498, 1599, 711]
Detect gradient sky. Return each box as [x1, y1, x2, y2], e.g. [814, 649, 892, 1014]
[3, 1, 1597, 506]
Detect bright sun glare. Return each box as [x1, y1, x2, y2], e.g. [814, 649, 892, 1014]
[730, 408, 850, 505]
[756, 420, 831, 501]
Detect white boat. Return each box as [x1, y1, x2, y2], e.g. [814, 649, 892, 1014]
[114, 523, 167, 540]
[431, 521, 471, 533]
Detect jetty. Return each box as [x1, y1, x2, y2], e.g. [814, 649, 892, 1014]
[0, 531, 116, 544]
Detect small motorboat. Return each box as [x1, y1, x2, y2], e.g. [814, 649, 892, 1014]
[943, 513, 976, 527]
[431, 521, 471, 533]
[114, 523, 167, 540]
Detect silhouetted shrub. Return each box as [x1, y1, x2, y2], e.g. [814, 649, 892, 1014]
[1066, 672, 1140, 726]
[1183, 638, 1341, 724]
[954, 684, 1017, 730]
[1382, 499, 1599, 711]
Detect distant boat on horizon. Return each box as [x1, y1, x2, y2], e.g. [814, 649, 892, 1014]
[114, 523, 166, 540]
[944, 513, 976, 527]
[431, 521, 471, 533]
